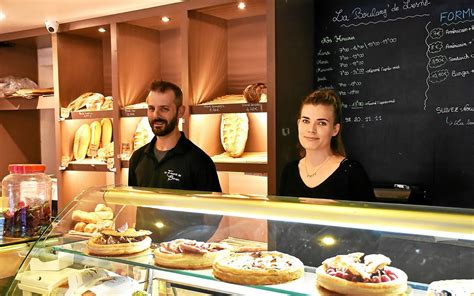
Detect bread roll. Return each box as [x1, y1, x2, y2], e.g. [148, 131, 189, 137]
[94, 204, 112, 213]
[74, 222, 86, 232]
[72, 210, 101, 224]
[73, 124, 91, 161]
[100, 118, 113, 148]
[84, 223, 98, 233]
[243, 83, 267, 103]
[97, 141, 114, 161]
[220, 113, 249, 158]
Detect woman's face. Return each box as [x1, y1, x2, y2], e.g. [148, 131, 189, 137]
[298, 103, 340, 152]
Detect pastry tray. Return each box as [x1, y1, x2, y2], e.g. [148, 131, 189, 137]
[51, 241, 427, 295]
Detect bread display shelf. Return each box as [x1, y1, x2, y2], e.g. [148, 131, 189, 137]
[63, 110, 113, 120]
[52, 240, 426, 295]
[190, 95, 267, 114]
[0, 95, 56, 111]
[62, 160, 112, 172]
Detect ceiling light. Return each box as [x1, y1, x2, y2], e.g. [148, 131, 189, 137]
[98, 27, 106, 33]
[237, 2, 246, 10]
[161, 16, 170, 23]
[0, 11, 6, 21]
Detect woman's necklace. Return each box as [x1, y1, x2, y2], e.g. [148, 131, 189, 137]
[304, 155, 331, 178]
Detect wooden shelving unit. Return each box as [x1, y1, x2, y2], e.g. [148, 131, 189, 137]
[0, 0, 276, 211]
[0, 95, 56, 110]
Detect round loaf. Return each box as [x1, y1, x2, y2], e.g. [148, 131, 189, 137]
[243, 83, 266, 103]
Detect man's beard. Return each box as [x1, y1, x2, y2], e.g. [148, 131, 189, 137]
[149, 113, 178, 137]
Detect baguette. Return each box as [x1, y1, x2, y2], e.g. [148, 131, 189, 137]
[100, 118, 113, 148]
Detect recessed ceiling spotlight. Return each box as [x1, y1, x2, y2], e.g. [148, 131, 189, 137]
[98, 27, 106, 33]
[237, 1, 246, 10]
[0, 11, 6, 21]
[161, 16, 170, 23]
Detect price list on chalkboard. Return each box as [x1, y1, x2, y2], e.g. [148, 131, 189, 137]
[314, 0, 473, 206]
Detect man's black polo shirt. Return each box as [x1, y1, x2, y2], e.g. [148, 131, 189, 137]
[129, 132, 221, 241]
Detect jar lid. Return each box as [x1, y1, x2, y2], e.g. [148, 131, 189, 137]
[8, 164, 46, 174]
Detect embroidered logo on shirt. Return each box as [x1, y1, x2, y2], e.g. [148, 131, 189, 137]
[164, 169, 182, 182]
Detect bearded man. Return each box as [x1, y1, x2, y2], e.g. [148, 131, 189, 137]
[129, 80, 221, 242]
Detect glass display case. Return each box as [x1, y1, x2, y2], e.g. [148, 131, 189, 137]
[5, 186, 474, 295]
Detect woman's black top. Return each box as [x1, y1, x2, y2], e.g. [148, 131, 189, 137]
[278, 158, 375, 201]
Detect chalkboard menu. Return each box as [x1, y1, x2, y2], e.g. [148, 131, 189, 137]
[314, 0, 473, 207]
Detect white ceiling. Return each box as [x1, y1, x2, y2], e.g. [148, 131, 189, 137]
[0, 0, 182, 35]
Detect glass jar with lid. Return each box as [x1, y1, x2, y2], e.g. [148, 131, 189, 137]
[2, 164, 52, 238]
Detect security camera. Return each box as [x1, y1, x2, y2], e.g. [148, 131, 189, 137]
[45, 20, 59, 34]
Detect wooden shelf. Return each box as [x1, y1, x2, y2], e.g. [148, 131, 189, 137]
[0, 95, 56, 110]
[190, 102, 267, 114]
[63, 160, 111, 172]
[64, 110, 113, 120]
[120, 108, 147, 117]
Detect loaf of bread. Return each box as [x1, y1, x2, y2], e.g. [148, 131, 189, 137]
[100, 118, 113, 148]
[87, 121, 102, 157]
[72, 210, 101, 224]
[73, 124, 91, 161]
[85, 94, 105, 110]
[66, 92, 105, 112]
[74, 222, 87, 232]
[84, 224, 98, 233]
[101, 96, 113, 110]
[243, 83, 267, 103]
[220, 113, 249, 158]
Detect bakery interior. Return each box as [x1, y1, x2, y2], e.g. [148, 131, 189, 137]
[0, 0, 473, 295]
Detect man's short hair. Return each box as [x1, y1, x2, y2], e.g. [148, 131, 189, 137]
[149, 80, 183, 107]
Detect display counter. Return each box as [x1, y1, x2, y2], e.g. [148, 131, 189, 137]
[5, 186, 474, 295]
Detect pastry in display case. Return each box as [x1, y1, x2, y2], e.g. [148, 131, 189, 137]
[4, 186, 473, 295]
